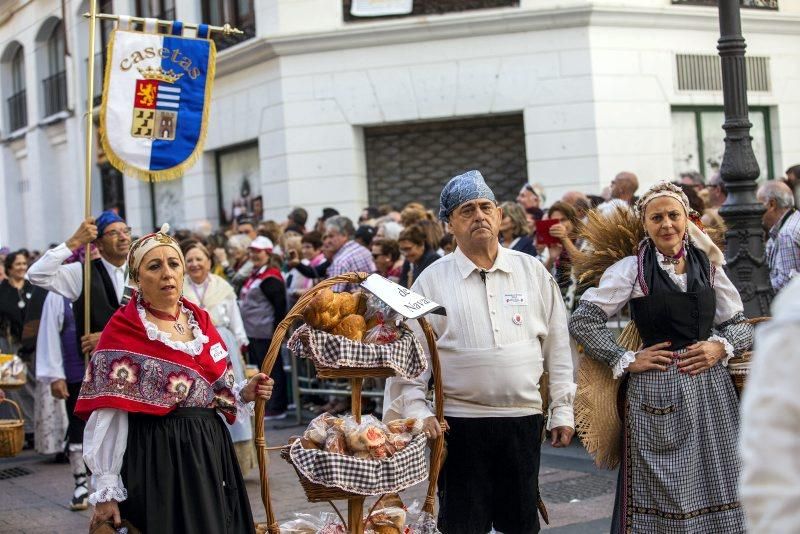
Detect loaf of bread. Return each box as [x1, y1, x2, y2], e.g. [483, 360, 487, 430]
[331, 314, 366, 341]
[303, 288, 337, 330]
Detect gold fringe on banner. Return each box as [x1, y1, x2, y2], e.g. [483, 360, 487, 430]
[99, 29, 217, 183]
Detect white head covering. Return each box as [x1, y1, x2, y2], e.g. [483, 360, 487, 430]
[635, 181, 726, 267]
[127, 223, 185, 283]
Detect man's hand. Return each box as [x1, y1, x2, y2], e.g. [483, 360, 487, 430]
[550, 426, 574, 448]
[91, 500, 121, 530]
[65, 218, 98, 251]
[51, 379, 69, 400]
[241, 373, 273, 403]
[80, 333, 102, 355]
[422, 416, 449, 440]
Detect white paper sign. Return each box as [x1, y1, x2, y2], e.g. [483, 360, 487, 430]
[350, 0, 413, 17]
[360, 274, 445, 319]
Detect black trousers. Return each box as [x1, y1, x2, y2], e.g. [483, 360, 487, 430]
[65, 381, 85, 445]
[437, 414, 543, 534]
[247, 337, 288, 413]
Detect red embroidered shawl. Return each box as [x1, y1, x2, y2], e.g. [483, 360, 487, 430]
[74, 294, 238, 424]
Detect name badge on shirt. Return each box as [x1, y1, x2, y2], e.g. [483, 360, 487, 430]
[210, 343, 228, 363]
[503, 292, 528, 306]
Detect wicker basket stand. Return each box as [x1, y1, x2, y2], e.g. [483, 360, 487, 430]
[0, 398, 24, 458]
[254, 273, 445, 534]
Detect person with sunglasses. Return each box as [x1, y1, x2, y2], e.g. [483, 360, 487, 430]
[27, 210, 133, 512]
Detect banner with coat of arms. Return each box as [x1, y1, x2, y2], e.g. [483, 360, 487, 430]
[100, 24, 216, 182]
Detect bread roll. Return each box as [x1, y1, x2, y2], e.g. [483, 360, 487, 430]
[303, 288, 335, 329]
[332, 314, 366, 341]
[336, 292, 358, 317]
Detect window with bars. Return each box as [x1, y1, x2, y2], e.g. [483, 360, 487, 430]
[671, 0, 778, 9]
[7, 46, 27, 132]
[344, 0, 519, 21]
[43, 21, 67, 117]
[202, 0, 255, 51]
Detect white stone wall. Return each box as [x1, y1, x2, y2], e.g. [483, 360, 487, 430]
[2, 0, 800, 248]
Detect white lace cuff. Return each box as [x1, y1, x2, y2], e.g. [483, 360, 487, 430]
[708, 335, 735, 366]
[612, 350, 638, 379]
[232, 378, 255, 417]
[89, 474, 127, 504]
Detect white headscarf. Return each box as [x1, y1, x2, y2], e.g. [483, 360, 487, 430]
[126, 223, 185, 283]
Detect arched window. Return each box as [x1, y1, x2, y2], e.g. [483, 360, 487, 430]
[7, 46, 27, 131]
[43, 20, 67, 116]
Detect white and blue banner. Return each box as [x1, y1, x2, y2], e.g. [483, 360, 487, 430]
[100, 22, 216, 181]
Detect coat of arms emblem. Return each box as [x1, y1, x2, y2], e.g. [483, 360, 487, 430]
[131, 66, 183, 141]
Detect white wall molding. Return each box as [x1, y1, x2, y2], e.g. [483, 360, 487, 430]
[216, 5, 800, 77]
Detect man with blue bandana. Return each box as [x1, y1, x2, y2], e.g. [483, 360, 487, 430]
[28, 211, 132, 511]
[384, 170, 576, 534]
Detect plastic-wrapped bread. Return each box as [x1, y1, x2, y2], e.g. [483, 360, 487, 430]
[386, 418, 424, 436]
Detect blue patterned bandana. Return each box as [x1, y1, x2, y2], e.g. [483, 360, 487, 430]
[96, 210, 125, 238]
[438, 170, 497, 221]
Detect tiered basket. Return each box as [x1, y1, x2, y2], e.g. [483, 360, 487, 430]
[0, 399, 24, 458]
[254, 273, 445, 534]
[728, 316, 770, 395]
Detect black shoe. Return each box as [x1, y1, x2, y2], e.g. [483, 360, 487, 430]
[70, 474, 89, 511]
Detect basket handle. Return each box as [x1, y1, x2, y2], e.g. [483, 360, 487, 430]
[253, 272, 369, 533]
[417, 317, 445, 517]
[0, 398, 23, 421]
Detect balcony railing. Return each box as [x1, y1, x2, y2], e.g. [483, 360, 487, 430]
[6, 90, 27, 132]
[671, 0, 778, 8]
[42, 70, 68, 117]
[343, 0, 519, 22]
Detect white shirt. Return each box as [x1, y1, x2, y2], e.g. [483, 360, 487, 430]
[384, 246, 576, 429]
[27, 243, 127, 303]
[739, 277, 800, 533]
[35, 292, 67, 383]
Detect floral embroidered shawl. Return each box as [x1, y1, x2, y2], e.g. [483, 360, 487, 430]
[75, 294, 238, 424]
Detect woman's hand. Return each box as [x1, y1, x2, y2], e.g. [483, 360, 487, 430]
[549, 223, 568, 240]
[91, 500, 121, 530]
[241, 373, 273, 403]
[422, 416, 449, 440]
[628, 341, 674, 373]
[677, 341, 726, 376]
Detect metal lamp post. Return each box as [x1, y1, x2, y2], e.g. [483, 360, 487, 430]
[716, 0, 773, 316]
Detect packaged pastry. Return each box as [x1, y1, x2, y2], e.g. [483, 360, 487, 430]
[386, 418, 424, 436]
[324, 428, 349, 455]
[303, 413, 335, 446]
[386, 432, 412, 452]
[344, 415, 387, 454]
[366, 506, 406, 533]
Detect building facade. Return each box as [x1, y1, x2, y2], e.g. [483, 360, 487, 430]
[1, 0, 799, 248]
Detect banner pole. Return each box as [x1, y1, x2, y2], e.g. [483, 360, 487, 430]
[83, 0, 98, 364]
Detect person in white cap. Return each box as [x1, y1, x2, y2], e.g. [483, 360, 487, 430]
[238, 236, 289, 419]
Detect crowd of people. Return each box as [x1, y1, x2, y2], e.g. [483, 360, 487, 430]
[0, 163, 798, 533]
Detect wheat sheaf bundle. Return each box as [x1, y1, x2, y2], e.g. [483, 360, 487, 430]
[572, 207, 644, 289]
[571, 206, 643, 469]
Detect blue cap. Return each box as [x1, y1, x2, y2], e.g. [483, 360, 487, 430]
[438, 170, 496, 221]
[96, 210, 125, 238]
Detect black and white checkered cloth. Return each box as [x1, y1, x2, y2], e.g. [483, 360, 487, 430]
[287, 324, 428, 379]
[289, 434, 429, 495]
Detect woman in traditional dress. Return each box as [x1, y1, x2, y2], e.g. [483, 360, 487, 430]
[569, 182, 752, 533]
[181, 239, 257, 476]
[76, 225, 273, 533]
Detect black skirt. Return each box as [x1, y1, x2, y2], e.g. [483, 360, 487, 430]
[120, 408, 255, 533]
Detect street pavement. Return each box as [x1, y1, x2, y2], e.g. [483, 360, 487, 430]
[0, 421, 613, 533]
